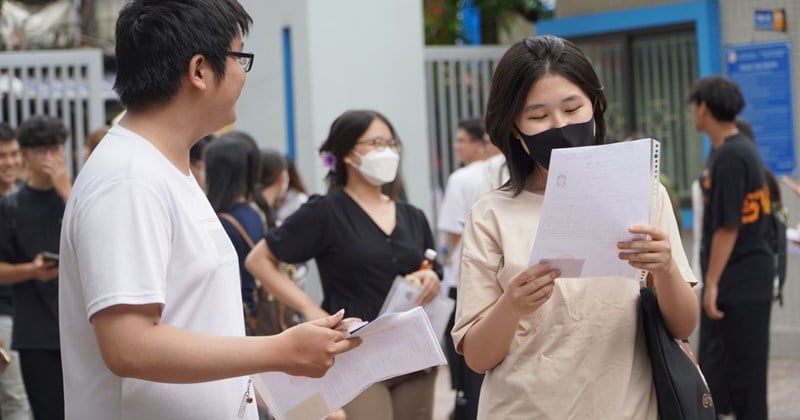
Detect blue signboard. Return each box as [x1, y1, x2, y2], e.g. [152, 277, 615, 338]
[755, 10, 775, 30]
[754, 9, 786, 32]
[725, 40, 796, 175]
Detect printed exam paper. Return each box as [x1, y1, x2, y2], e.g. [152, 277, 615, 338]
[528, 138, 659, 278]
[253, 307, 447, 420]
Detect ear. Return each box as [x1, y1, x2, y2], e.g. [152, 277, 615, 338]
[342, 154, 352, 166]
[695, 101, 708, 117]
[187, 54, 210, 91]
[343, 152, 358, 166]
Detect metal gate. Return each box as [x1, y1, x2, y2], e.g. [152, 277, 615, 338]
[424, 46, 506, 190]
[576, 30, 702, 200]
[0, 49, 105, 175]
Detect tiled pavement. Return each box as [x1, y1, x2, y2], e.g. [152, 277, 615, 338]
[770, 359, 800, 420]
[432, 360, 800, 420]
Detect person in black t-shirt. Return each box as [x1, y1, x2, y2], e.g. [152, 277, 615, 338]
[689, 76, 774, 420]
[0, 115, 71, 420]
[0, 122, 33, 420]
[246, 110, 441, 420]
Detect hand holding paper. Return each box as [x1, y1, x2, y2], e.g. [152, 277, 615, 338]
[528, 138, 660, 279]
[502, 263, 559, 316]
[617, 225, 675, 277]
[277, 310, 362, 378]
[379, 275, 455, 341]
[254, 307, 447, 420]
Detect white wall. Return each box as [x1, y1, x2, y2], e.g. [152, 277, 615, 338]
[236, 0, 433, 218]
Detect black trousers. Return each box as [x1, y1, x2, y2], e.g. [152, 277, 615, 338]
[18, 349, 64, 420]
[445, 288, 484, 420]
[699, 300, 771, 420]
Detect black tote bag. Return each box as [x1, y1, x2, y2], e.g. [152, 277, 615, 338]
[640, 287, 716, 420]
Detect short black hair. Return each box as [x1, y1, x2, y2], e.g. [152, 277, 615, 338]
[114, 0, 252, 110]
[0, 122, 15, 142]
[16, 116, 68, 149]
[458, 118, 486, 142]
[687, 76, 744, 122]
[734, 118, 755, 141]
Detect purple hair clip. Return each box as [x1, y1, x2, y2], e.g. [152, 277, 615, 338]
[322, 151, 336, 171]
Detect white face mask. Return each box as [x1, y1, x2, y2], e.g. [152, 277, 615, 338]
[352, 148, 400, 186]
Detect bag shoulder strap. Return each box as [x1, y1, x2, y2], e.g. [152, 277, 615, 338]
[218, 212, 255, 249]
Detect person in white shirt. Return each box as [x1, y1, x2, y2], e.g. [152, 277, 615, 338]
[438, 117, 490, 420]
[439, 118, 491, 290]
[58, 2, 359, 419]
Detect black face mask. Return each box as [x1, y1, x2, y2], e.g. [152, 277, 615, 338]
[518, 119, 595, 169]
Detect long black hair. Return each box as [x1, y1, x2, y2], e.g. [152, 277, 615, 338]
[204, 135, 251, 213]
[254, 148, 287, 228]
[318, 109, 397, 192]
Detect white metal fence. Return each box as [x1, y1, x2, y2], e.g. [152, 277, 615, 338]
[424, 46, 506, 189]
[0, 49, 105, 175]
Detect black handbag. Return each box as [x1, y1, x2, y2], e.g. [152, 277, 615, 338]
[640, 287, 716, 420]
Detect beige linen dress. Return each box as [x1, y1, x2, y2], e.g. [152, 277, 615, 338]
[451, 184, 695, 420]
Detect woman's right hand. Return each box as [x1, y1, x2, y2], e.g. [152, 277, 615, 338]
[501, 263, 559, 316]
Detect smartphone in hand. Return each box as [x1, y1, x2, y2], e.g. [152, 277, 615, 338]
[41, 251, 59, 265]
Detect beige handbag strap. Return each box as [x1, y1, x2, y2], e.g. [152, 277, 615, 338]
[218, 212, 255, 249]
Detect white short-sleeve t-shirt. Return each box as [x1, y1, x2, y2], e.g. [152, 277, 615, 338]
[59, 125, 257, 420]
[438, 161, 488, 292]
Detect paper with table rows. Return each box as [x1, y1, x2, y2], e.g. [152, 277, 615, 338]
[253, 306, 447, 420]
[528, 138, 658, 279]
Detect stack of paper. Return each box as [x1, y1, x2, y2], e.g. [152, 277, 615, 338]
[253, 307, 447, 420]
[379, 275, 455, 341]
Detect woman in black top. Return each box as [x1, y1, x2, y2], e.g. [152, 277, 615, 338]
[246, 109, 440, 420]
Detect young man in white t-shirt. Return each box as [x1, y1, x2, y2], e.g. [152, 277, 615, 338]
[438, 117, 491, 420]
[58, 2, 360, 419]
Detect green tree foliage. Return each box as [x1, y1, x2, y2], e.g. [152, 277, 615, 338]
[424, 0, 553, 45]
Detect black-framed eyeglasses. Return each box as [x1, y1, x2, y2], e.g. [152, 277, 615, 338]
[356, 137, 402, 151]
[228, 51, 254, 73]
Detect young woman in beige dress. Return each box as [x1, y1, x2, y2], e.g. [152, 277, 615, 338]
[451, 35, 699, 419]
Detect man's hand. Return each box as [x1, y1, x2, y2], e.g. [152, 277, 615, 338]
[407, 269, 440, 305]
[501, 263, 558, 316]
[41, 153, 71, 201]
[278, 310, 361, 378]
[702, 283, 725, 320]
[31, 253, 58, 281]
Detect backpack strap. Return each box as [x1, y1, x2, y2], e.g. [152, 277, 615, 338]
[218, 212, 255, 249]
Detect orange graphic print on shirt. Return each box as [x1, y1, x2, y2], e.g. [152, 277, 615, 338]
[702, 175, 771, 224]
[741, 185, 771, 224]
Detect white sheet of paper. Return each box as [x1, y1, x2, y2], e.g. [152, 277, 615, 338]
[787, 228, 800, 255]
[528, 138, 658, 278]
[379, 276, 455, 341]
[253, 307, 447, 420]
